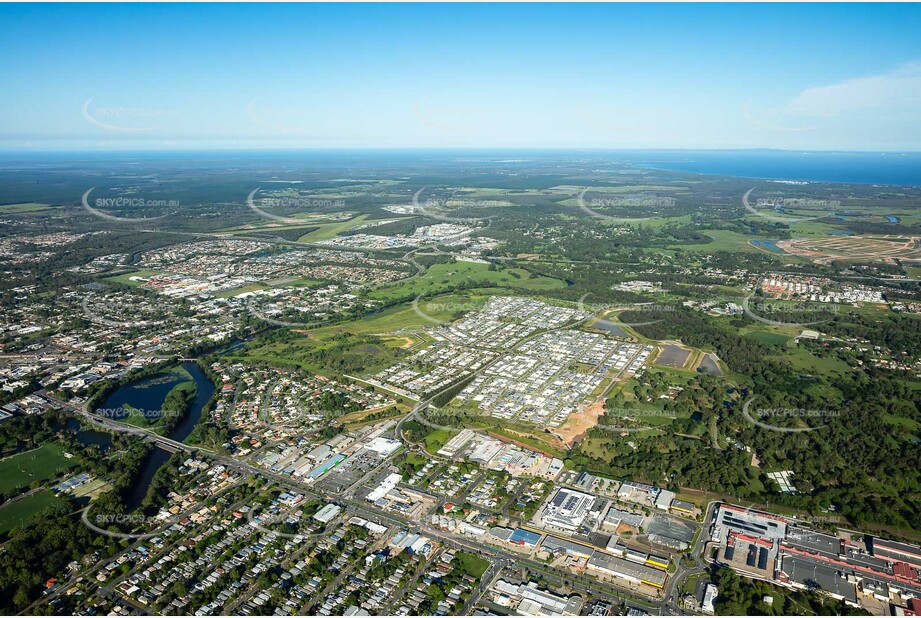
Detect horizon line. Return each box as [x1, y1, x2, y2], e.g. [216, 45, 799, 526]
[2, 147, 921, 155]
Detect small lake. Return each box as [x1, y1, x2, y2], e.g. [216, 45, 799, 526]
[99, 371, 187, 420]
[66, 418, 113, 452]
[592, 319, 629, 338]
[751, 240, 784, 253]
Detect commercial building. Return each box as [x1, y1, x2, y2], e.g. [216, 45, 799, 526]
[437, 428, 476, 457]
[367, 473, 402, 502]
[540, 535, 594, 560]
[509, 528, 542, 548]
[601, 506, 644, 532]
[305, 454, 345, 480]
[701, 584, 718, 614]
[313, 503, 341, 524]
[365, 437, 401, 457]
[655, 489, 676, 511]
[585, 552, 667, 589]
[541, 488, 595, 532]
[492, 580, 583, 616]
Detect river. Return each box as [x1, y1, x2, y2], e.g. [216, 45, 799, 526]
[97, 361, 215, 511]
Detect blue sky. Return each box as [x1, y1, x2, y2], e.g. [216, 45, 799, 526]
[1, 3, 920, 151]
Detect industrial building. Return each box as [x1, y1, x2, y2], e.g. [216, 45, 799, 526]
[670, 499, 696, 516]
[654, 489, 676, 511]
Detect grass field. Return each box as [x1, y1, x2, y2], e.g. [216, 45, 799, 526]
[422, 428, 456, 455]
[787, 219, 840, 238]
[229, 330, 403, 377]
[296, 214, 376, 242]
[218, 220, 329, 234]
[744, 330, 792, 346]
[309, 291, 494, 337]
[369, 261, 565, 301]
[0, 443, 75, 494]
[771, 347, 853, 377]
[0, 490, 67, 536]
[454, 551, 490, 578]
[0, 202, 55, 213]
[338, 404, 408, 429]
[674, 230, 762, 253]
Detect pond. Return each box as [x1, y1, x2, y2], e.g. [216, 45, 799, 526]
[592, 319, 629, 338]
[66, 418, 113, 452]
[751, 240, 784, 254]
[696, 353, 724, 376]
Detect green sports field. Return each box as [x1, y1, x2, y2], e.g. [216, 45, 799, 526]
[0, 443, 75, 495]
[0, 490, 67, 536]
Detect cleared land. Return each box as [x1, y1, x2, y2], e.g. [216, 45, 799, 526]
[778, 235, 921, 264]
[0, 203, 55, 213]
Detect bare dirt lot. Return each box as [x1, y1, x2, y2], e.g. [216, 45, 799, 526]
[553, 397, 607, 447]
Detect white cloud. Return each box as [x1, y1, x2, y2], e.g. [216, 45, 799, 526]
[786, 61, 921, 117]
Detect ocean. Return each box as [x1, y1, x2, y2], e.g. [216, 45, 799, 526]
[634, 151, 921, 187]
